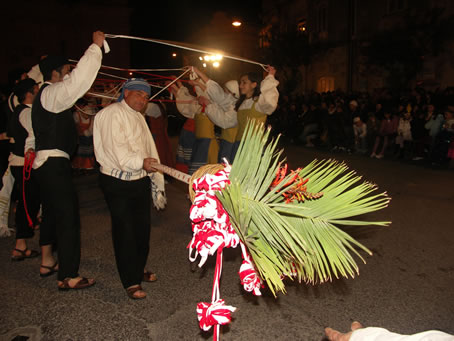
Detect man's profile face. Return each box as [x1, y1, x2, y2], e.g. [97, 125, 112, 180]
[53, 64, 71, 82]
[124, 89, 149, 112]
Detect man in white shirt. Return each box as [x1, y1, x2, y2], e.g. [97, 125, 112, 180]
[32, 31, 105, 290]
[93, 78, 166, 300]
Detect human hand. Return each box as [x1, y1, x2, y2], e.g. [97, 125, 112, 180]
[265, 65, 276, 77]
[143, 157, 158, 173]
[25, 149, 35, 158]
[165, 80, 179, 95]
[325, 321, 363, 341]
[192, 67, 210, 83]
[92, 31, 105, 48]
[198, 96, 211, 107]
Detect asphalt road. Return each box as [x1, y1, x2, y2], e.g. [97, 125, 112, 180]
[1, 145, 453, 341]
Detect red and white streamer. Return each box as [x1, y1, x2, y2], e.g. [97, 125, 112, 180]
[188, 162, 263, 340]
[197, 299, 237, 332]
[239, 242, 263, 296]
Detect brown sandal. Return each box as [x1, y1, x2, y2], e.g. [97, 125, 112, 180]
[58, 277, 95, 291]
[40, 262, 59, 277]
[126, 285, 146, 299]
[143, 271, 157, 282]
[11, 248, 40, 261]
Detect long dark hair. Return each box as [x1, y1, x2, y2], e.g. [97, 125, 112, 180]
[235, 72, 262, 111]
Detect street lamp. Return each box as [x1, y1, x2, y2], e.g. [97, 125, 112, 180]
[232, 20, 242, 27]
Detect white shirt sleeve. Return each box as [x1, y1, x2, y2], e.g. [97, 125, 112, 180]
[144, 102, 162, 118]
[19, 106, 35, 152]
[205, 103, 237, 129]
[41, 43, 102, 114]
[351, 327, 454, 341]
[255, 74, 279, 115]
[175, 87, 199, 119]
[206, 79, 238, 113]
[27, 64, 43, 85]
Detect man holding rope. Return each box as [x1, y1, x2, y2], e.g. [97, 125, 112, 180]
[93, 78, 166, 300]
[32, 31, 105, 290]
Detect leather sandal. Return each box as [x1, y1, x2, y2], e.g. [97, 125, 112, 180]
[58, 277, 95, 291]
[40, 262, 58, 277]
[126, 285, 146, 300]
[11, 248, 40, 261]
[143, 271, 157, 282]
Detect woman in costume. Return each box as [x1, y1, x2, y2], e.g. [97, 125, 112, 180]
[72, 98, 96, 172]
[191, 67, 239, 163]
[232, 66, 279, 158]
[169, 79, 218, 175]
[144, 100, 175, 170]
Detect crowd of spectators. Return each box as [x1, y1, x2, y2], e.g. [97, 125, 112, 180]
[269, 87, 454, 168]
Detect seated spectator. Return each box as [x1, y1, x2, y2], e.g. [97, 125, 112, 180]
[430, 108, 454, 166]
[299, 103, 320, 147]
[326, 102, 347, 151]
[353, 116, 367, 154]
[366, 113, 379, 154]
[410, 105, 428, 161]
[370, 110, 398, 159]
[424, 103, 444, 148]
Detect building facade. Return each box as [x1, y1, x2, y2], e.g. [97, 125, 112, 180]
[260, 0, 454, 93]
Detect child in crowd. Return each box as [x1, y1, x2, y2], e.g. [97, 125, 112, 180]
[394, 110, 412, 159]
[72, 99, 96, 172]
[353, 116, 367, 154]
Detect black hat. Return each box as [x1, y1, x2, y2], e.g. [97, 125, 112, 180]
[39, 55, 69, 75]
[13, 78, 37, 99]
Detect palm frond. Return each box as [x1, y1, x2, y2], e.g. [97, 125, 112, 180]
[217, 121, 391, 296]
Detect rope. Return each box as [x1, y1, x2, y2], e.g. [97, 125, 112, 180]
[68, 59, 185, 73]
[149, 68, 191, 101]
[105, 34, 268, 70]
[23, 151, 35, 228]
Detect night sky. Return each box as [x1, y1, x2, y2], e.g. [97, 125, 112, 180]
[128, 0, 263, 68]
[130, 0, 263, 40]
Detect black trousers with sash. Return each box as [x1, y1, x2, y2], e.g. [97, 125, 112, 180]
[35, 157, 81, 281]
[99, 173, 151, 289]
[10, 165, 41, 239]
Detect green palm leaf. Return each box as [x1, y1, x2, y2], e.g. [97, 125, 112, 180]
[217, 121, 391, 296]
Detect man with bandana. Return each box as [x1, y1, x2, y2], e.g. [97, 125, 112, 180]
[93, 78, 166, 300]
[32, 31, 105, 290]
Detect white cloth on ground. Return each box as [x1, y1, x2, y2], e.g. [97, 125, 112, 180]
[351, 327, 454, 341]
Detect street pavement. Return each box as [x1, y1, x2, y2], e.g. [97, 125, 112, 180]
[1, 145, 453, 341]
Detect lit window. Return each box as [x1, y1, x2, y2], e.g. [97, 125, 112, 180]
[297, 20, 307, 33]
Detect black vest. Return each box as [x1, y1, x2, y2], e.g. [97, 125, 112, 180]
[11, 103, 29, 157]
[32, 83, 77, 155]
